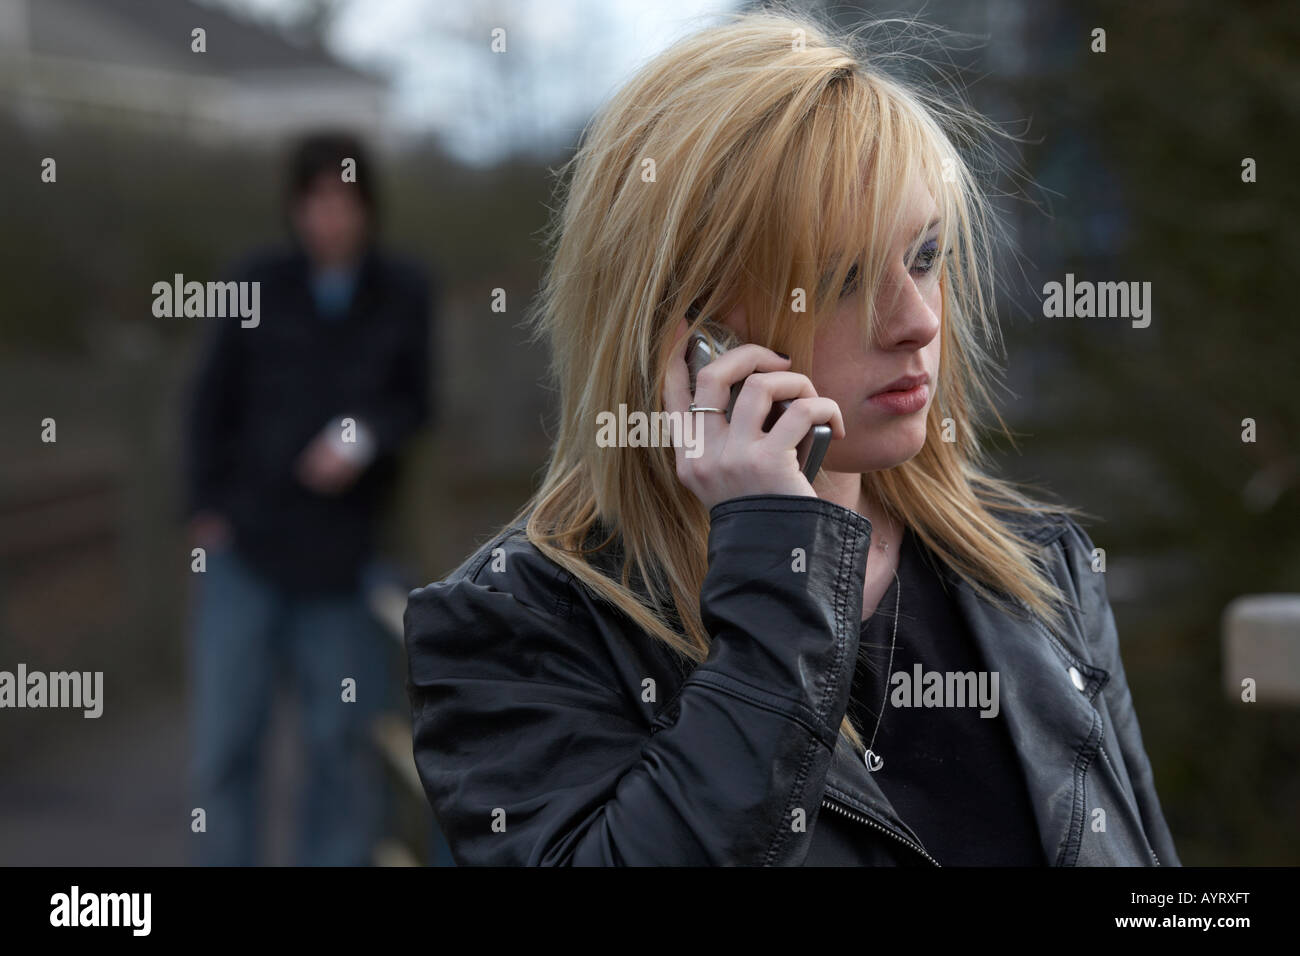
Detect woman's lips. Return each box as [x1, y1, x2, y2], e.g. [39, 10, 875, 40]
[867, 376, 930, 414]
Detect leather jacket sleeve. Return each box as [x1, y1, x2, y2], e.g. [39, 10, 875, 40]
[1060, 518, 1182, 866]
[404, 494, 871, 865]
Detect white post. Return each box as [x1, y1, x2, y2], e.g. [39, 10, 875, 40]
[1223, 594, 1300, 704]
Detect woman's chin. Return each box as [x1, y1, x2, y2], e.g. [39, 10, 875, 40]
[825, 426, 928, 474]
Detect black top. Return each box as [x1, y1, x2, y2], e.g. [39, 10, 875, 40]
[183, 242, 436, 595]
[849, 526, 1045, 865]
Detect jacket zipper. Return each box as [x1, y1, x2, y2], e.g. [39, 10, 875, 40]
[820, 796, 941, 867]
[650, 713, 942, 866]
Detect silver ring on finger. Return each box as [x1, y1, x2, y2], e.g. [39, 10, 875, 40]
[688, 403, 728, 415]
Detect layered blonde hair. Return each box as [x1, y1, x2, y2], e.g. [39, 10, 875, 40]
[512, 6, 1077, 752]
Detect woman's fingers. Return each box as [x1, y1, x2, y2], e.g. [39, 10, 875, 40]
[690, 343, 791, 421]
[728, 370, 817, 437]
[663, 317, 730, 461]
[663, 321, 827, 508]
[765, 396, 845, 448]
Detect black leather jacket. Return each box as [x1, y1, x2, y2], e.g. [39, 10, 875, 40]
[404, 494, 1181, 866]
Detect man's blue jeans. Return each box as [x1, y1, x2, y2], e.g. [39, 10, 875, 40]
[187, 543, 390, 866]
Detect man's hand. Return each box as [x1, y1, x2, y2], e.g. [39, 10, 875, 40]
[295, 433, 366, 495]
[189, 511, 232, 550]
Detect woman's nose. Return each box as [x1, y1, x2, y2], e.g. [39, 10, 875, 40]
[874, 268, 941, 350]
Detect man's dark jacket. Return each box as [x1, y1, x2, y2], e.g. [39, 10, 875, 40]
[404, 495, 1181, 866]
[184, 242, 434, 595]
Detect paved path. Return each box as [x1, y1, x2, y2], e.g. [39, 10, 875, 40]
[0, 691, 303, 866]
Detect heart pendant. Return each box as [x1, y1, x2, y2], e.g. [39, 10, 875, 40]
[864, 749, 884, 772]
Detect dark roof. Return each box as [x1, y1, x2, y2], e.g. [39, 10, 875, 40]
[27, 0, 384, 84]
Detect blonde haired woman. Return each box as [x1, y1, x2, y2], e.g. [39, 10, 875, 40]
[404, 8, 1180, 867]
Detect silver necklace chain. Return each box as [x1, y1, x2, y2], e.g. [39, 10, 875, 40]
[863, 566, 901, 773]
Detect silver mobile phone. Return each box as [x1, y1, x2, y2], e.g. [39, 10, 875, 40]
[685, 319, 832, 483]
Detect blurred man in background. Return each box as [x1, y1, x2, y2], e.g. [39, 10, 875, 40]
[183, 131, 434, 866]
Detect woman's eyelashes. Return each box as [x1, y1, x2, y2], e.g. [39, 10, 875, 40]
[910, 237, 941, 277]
[836, 239, 944, 298]
[840, 263, 860, 297]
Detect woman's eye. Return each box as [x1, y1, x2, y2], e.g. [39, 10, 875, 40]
[834, 242, 942, 297]
[910, 238, 941, 276]
[839, 263, 859, 298]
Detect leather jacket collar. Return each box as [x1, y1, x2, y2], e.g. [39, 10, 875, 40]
[821, 509, 1172, 866]
[820, 516, 1109, 865]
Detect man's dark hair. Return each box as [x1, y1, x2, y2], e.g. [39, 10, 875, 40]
[284, 130, 380, 223]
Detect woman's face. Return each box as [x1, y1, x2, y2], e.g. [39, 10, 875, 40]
[713, 176, 943, 478]
[809, 177, 943, 475]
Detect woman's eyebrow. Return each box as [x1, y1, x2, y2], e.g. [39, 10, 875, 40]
[910, 216, 942, 238]
[820, 216, 942, 277]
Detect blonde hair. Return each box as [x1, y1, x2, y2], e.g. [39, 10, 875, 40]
[512, 6, 1078, 753]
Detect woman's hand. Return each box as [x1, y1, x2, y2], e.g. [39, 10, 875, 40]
[663, 317, 845, 511]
